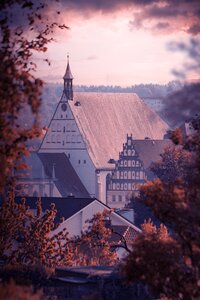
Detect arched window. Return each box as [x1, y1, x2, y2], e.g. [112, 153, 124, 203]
[77, 135, 81, 143]
[52, 123, 56, 132]
[57, 135, 61, 143]
[57, 123, 61, 132]
[71, 135, 75, 143]
[51, 134, 55, 143]
[132, 160, 135, 167]
[113, 183, 116, 190]
[124, 160, 127, 167]
[66, 123, 70, 132]
[124, 183, 128, 190]
[132, 171, 135, 179]
[66, 134, 70, 143]
[124, 171, 127, 179]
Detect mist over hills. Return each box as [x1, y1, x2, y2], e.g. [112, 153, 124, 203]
[40, 80, 182, 127]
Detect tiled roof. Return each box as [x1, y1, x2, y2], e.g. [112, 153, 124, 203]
[70, 92, 170, 169]
[132, 139, 171, 169]
[38, 153, 90, 198]
[111, 225, 139, 245]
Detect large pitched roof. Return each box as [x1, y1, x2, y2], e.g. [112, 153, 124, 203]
[70, 93, 169, 169]
[38, 153, 90, 198]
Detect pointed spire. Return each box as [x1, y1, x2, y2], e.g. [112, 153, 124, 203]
[63, 54, 73, 80]
[52, 163, 56, 180]
[63, 54, 73, 100]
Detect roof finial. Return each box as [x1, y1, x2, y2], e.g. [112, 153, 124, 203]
[67, 53, 69, 64]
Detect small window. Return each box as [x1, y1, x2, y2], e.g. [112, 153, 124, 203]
[132, 160, 135, 167]
[52, 123, 56, 132]
[112, 195, 116, 202]
[57, 124, 61, 132]
[124, 183, 128, 190]
[124, 160, 127, 167]
[66, 134, 70, 143]
[71, 135, 75, 143]
[113, 183, 116, 190]
[57, 134, 61, 143]
[118, 195, 122, 201]
[51, 134, 55, 143]
[84, 160, 86, 164]
[78, 160, 81, 164]
[128, 160, 131, 167]
[124, 171, 127, 179]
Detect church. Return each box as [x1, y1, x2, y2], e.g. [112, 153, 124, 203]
[35, 57, 170, 205]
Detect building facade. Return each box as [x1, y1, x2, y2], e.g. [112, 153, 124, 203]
[106, 135, 147, 209]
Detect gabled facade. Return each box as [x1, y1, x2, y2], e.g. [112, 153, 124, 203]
[106, 135, 171, 209]
[106, 135, 146, 208]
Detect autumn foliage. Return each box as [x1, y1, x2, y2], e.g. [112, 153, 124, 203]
[122, 124, 200, 299]
[71, 210, 117, 266]
[0, 0, 68, 193]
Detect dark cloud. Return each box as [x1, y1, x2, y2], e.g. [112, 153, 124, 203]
[1, 0, 200, 36]
[155, 22, 170, 30]
[164, 83, 200, 127]
[188, 24, 200, 35]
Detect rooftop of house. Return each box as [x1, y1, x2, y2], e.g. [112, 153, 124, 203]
[38, 152, 90, 198]
[69, 92, 170, 169]
[14, 196, 94, 224]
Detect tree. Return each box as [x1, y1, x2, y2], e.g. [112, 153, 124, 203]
[122, 124, 200, 299]
[0, 196, 73, 267]
[72, 210, 118, 266]
[0, 0, 68, 193]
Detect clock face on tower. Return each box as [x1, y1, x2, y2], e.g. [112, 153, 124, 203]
[61, 103, 67, 111]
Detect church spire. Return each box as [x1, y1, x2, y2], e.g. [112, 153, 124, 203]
[63, 54, 73, 100]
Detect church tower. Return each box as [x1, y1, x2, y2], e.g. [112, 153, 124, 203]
[63, 55, 73, 100]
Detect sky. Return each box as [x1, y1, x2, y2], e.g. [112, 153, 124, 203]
[13, 0, 200, 86]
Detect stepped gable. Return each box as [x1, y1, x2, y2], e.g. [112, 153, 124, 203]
[38, 153, 90, 198]
[70, 92, 169, 169]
